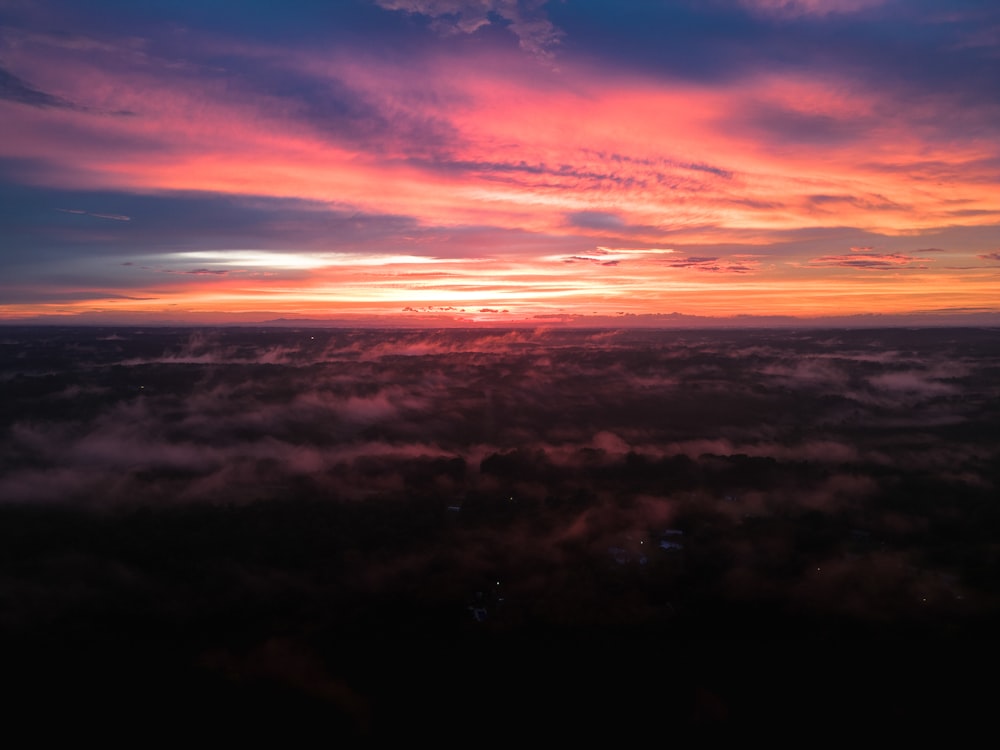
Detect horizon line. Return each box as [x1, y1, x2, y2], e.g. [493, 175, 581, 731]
[3, 309, 1000, 330]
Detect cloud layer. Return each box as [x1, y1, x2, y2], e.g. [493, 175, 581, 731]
[0, 1, 998, 324]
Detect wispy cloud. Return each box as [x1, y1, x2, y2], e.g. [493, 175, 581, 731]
[809, 249, 931, 270]
[739, 0, 888, 18]
[374, 0, 563, 58]
[663, 256, 758, 273]
[1, 64, 133, 115]
[0, 65, 78, 109]
[56, 208, 131, 221]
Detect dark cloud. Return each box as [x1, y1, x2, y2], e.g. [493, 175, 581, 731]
[807, 194, 908, 212]
[176, 268, 228, 275]
[673, 255, 718, 264]
[664, 256, 755, 273]
[0, 65, 78, 109]
[809, 251, 929, 269]
[374, 0, 564, 59]
[214, 61, 462, 157]
[409, 156, 679, 191]
[55, 208, 131, 221]
[563, 255, 620, 267]
[978, 251, 1000, 261]
[681, 160, 734, 179]
[565, 210, 625, 230]
[742, 103, 869, 145]
[0, 64, 134, 116]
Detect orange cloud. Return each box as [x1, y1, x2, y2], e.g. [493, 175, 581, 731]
[2, 29, 999, 322]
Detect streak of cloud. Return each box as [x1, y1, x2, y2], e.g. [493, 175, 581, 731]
[808, 251, 930, 270]
[374, 0, 563, 58]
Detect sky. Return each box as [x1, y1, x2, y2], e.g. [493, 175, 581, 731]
[1, 0, 999, 327]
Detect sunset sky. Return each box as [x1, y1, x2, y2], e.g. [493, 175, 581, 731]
[2, 0, 999, 326]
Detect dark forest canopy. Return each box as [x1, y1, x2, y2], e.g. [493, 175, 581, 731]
[2, 325, 998, 739]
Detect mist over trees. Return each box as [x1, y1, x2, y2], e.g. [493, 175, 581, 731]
[2, 325, 998, 739]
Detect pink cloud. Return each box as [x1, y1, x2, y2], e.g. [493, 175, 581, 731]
[867, 371, 958, 397]
[3, 22, 999, 320]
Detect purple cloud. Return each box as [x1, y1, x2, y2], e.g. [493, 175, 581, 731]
[809, 251, 929, 269]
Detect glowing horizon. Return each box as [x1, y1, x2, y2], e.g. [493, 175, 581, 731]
[2, 1, 999, 326]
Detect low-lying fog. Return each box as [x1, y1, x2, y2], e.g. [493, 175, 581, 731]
[3, 325, 998, 737]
